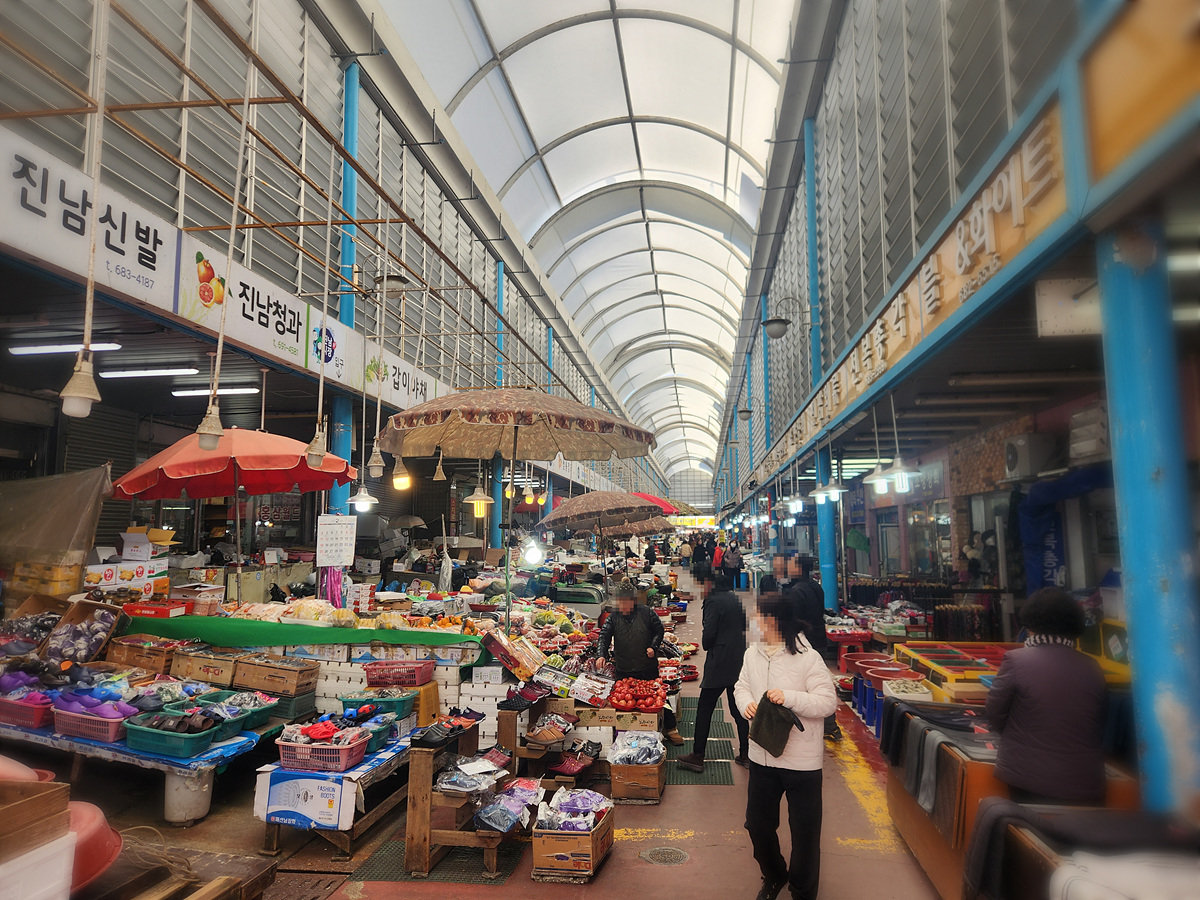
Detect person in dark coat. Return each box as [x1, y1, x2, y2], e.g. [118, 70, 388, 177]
[692, 539, 711, 582]
[784, 556, 841, 741]
[677, 571, 750, 771]
[986, 587, 1107, 804]
[598, 589, 683, 745]
[759, 554, 788, 594]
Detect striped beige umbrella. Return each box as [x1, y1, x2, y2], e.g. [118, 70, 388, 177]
[376, 388, 656, 461]
[605, 515, 675, 538]
[539, 490, 661, 531]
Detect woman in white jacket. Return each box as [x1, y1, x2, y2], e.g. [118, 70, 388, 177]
[734, 594, 838, 900]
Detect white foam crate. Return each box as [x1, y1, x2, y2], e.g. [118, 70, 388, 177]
[463, 681, 510, 699]
[0, 831, 76, 900]
[434, 665, 462, 686]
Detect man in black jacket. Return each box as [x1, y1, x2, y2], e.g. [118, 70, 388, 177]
[785, 556, 842, 741]
[598, 590, 683, 744]
[758, 554, 788, 594]
[676, 571, 750, 771]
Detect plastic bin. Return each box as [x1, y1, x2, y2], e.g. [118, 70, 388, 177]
[339, 690, 417, 718]
[124, 714, 217, 757]
[0, 698, 53, 729]
[51, 708, 127, 743]
[165, 689, 277, 730]
[268, 691, 317, 721]
[362, 660, 435, 687]
[364, 721, 395, 753]
[276, 733, 369, 771]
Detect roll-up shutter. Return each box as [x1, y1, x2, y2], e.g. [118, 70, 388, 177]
[61, 406, 138, 545]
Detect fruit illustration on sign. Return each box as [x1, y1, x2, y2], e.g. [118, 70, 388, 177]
[195, 251, 225, 307]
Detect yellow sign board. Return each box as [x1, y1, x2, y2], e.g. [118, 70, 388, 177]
[755, 103, 1067, 486]
[668, 515, 716, 529]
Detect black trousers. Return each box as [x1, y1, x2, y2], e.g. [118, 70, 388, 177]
[692, 684, 749, 758]
[745, 763, 823, 900]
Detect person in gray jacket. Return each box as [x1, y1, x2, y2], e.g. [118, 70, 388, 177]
[986, 587, 1107, 804]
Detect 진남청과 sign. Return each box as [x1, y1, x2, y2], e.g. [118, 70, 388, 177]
[753, 102, 1066, 489]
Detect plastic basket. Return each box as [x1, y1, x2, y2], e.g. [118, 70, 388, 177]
[362, 660, 435, 687]
[338, 690, 417, 718]
[268, 691, 317, 721]
[365, 721, 394, 753]
[124, 714, 217, 757]
[0, 697, 53, 729]
[276, 733, 369, 772]
[162, 697, 250, 741]
[52, 707, 127, 743]
[165, 689, 277, 731]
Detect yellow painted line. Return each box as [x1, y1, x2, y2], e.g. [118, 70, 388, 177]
[828, 738, 902, 853]
[615, 827, 697, 842]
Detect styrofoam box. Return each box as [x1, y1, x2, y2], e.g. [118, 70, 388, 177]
[434, 665, 462, 686]
[0, 831, 76, 900]
[462, 681, 510, 699]
[471, 665, 508, 685]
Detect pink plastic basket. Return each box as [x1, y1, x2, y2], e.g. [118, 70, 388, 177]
[362, 660, 435, 687]
[276, 733, 369, 772]
[0, 697, 53, 729]
[52, 707, 127, 742]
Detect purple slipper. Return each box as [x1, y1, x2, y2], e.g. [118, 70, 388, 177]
[20, 692, 50, 705]
[62, 691, 103, 708]
[53, 698, 89, 715]
[91, 702, 127, 719]
[112, 701, 139, 717]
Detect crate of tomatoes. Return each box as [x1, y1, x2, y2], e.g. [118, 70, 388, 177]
[608, 677, 666, 712]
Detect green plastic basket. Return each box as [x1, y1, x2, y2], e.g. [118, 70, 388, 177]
[268, 691, 317, 721]
[365, 720, 395, 753]
[124, 714, 217, 758]
[167, 689, 279, 729]
[339, 690, 417, 718]
[163, 691, 252, 740]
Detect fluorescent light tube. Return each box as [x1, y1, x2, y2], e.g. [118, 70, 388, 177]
[172, 387, 260, 397]
[9, 342, 121, 355]
[101, 367, 200, 379]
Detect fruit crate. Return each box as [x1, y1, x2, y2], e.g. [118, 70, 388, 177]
[276, 733, 369, 772]
[124, 715, 217, 757]
[51, 707, 127, 743]
[0, 698, 53, 729]
[233, 654, 321, 696]
[339, 690, 417, 718]
[362, 660, 435, 688]
[104, 634, 190, 674]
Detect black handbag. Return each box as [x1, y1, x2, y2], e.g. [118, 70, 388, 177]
[748, 692, 806, 757]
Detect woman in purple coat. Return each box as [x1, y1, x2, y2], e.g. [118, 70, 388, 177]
[986, 587, 1107, 804]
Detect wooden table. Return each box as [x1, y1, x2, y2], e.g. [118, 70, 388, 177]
[76, 846, 276, 900]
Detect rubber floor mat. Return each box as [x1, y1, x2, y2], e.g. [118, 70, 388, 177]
[348, 839, 524, 884]
[665, 760, 735, 786]
[677, 718, 735, 739]
[668, 739, 734, 760]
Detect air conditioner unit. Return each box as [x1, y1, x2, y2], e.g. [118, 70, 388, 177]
[1005, 433, 1057, 480]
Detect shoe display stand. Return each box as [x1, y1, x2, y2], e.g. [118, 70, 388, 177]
[405, 722, 512, 879]
[497, 702, 611, 786]
[0, 719, 268, 825]
[259, 739, 411, 862]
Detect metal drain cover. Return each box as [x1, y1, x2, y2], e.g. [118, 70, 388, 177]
[640, 847, 690, 866]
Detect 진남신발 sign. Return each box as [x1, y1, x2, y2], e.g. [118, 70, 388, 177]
[754, 102, 1067, 488]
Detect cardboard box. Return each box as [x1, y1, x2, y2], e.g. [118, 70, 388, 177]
[118, 527, 178, 560]
[611, 759, 666, 800]
[568, 671, 614, 706]
[83, 563, 118, 587]
[531, 806, 614, 877]
[354, 557, 381, 575]
[349, 643, 403, 663]
[169, 582, 227, 602]
[4, 593, 71, 624]
[189, 567, 223, 585]
[254, 767, 358, 831]
[287, 644, 351, 663]
[122, 600, 189, 618]
[234, 654, 321, 696]
[576, 706, 617, 727]
[471, 664, 507, 685]
[613, 711, 662, 732]
[171, 647, 249, 686]
[482, 631, 547, 683]
[0, 781, 70, 864]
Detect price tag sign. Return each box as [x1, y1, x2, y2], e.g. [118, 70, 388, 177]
[316, 514, 357, 568]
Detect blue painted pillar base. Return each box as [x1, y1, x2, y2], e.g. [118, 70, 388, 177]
[542, 477, 553, 522]
[329, 395, 353, 514]
[1098, 223, 1200, 814]
[816, 446, 838, 611]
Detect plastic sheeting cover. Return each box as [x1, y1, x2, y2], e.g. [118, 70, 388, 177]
[0, 464, 113, 566]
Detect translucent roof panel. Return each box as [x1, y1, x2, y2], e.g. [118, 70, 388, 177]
[382, 0, 796, 475]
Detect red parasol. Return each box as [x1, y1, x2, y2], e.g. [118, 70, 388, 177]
[631, 492, 679, 515]
[112, 426, 356, 501]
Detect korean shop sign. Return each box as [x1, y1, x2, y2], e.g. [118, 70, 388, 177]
[0, 125, 176, 312]
[764, 103, 1066, 483]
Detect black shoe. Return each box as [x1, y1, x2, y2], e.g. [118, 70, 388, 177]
[824, 727, 843, 742]
[756, 877, 787, 900]
[733, 753, 750, 769]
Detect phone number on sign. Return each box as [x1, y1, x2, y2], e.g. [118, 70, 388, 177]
[105, 260, 155, 290]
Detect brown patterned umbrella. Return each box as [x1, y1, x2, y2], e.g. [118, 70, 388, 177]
[605, 515, 675, 538]
[376, 388, 655, 461]
[539, 490, 661, 531]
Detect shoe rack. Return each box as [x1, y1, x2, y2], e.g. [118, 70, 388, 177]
[496, 698, 548, 776]
[404, 721, 510, 879]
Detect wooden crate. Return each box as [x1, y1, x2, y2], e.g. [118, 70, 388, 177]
[233, 654, 320, 696]
[0, 781, 69, 864]
[610, 759, 666, 801]
[170, 648, 249, 687]
[105, 635, 187, 674]
[531, 807, 614, 880]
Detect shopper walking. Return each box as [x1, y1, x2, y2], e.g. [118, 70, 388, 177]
[986, 587, 1107, 804]
[722, 541, 744, 589]
[597, 589, 684, 745]
[676, 571, 750, 772]
[680, 539, 693, 571]
[759, 554, 788, 594]
[784, 556, 840, 741]
[735, 594, 838, 900]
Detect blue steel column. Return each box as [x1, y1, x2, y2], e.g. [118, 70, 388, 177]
[803, 118, 822, 386]
[542, 476, 553, 522]
[745, 355, 754, 467]
[1097, 224, 1200, 813]
[490, 456, 504, 549]
[329, 61, 360, 515]
[495, 260, 504, 387]
[816, 445, 838, 611]
[760, 293, 773, 446]
[590, 385, 595, 407]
